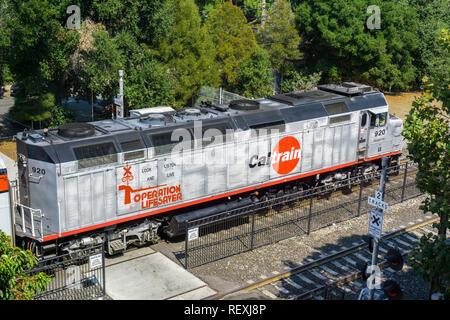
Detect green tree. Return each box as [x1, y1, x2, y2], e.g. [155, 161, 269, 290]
[70, 20, 124, 115]
[159, 0, 219, 107]
[0, 0, 10, 86]
[410, 0, 450, 81]
[138, 0, 178, 48]
[403, 29, 449, 299]
[115, 31, 175, 110]
[0, 231, 51, 300]
[235, 46, 273, 98]
[241, 0, 274, 23]
[205, 2, 257, 90]
[4, 0, 79, 123]
[281, 70, 322, 93]
[9, 92, 55, 129]
[92, 0, 141, 36]
[257, 0, 301, 91]
[44, 104, 76, 128]
[294, 0, 419, 91]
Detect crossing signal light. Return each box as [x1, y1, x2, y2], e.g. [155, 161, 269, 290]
[362, 235, 374, 252]
[355, 262, 369, 281]
[382, 280, 403, 300]
[386, 249, 403, 271]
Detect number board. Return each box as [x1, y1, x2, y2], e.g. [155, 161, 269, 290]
[368, 196, 388, 211]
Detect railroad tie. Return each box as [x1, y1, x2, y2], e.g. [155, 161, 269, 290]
[342, 256, 358, 266]
[273, 284, 291, 295]
[294, 273, 315, 285]
[394, 238, 413, 248]
[331, 260, 351, 272]
[261, 289, 278, 300]
[309, 269, 328, 281]
[403, 233, 419, 243]
[284, 278, 303, 290]
[377, 246, 388, 254]
[319, 265, 339, 276]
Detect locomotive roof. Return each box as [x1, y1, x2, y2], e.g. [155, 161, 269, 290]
[16, 83, 388, 163]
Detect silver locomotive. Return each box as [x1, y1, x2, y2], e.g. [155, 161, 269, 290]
[7, 82, 403, 256]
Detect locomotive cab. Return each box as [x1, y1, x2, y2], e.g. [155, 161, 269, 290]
[358, 108, 402, 160]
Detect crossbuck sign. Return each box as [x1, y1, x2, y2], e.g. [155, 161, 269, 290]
[368, 209, 383, 239]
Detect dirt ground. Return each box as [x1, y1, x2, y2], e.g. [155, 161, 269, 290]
[0, 140, 17, 161]
[384, 91, 422, 120]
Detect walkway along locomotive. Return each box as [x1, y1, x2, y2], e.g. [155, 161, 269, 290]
[4, 82, 403, 257]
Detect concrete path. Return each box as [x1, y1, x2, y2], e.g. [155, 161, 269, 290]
[105, 248, 216, 300]
[0, 151, 17, 180]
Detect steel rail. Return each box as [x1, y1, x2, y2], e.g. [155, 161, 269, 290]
[294, 217, 441, 300]
[210, 216, 438, 300]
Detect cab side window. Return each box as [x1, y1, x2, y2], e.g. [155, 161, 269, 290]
[361, 113, 367, 127]
[370, 112, 387, 128]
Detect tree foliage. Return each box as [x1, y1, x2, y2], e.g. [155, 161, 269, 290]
[257, 0, 301, 75]
[205, 2, 257, 90]
[235, 46, 273, 98]
[4, 0, 79, 122]
[403, 29, 449, 298]
[294, 0, 419, 91]
[281, 70, 322, 93]
[9, 92, 55, 127]
[410, 0, 450, 81]
[0, 231, 51, 300]
[159, 0, 219, 107]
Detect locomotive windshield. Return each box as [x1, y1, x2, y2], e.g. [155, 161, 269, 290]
[370, 112, 387, 127]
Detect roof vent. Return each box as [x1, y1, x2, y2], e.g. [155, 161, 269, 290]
[174, 107, 214, 121]
[229, 100, 260, 111]
[139, 114, 171, 127]
[57, 123, 95, 138]
[318, 83, 374, 96]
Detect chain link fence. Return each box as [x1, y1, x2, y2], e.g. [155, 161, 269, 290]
[27, 244, 106, 300]
[194, 86, 248, 107]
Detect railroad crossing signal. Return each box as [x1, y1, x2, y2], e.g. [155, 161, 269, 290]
[385, 248, 404, 271]
[362, 235, 374, 252]
[382, 280, 402, 300]
[368, 209, 383, 239]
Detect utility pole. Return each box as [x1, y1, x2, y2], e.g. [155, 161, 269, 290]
[116, 70, 124, 119]
[368, 156, 388, 300]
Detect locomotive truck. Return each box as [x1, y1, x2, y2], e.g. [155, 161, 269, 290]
[1, 82, 403, 257]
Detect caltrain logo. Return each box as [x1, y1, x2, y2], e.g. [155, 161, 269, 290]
[249, 136, 301, 175]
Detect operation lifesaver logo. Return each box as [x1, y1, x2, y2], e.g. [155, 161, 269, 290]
[118, 164, 182, 210]
[249, 136, 301, 175]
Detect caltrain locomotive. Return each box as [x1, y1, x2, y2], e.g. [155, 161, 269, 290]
[4, 82, 403, 257]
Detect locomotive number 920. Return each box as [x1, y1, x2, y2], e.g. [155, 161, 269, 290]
[374, 129, 386, 137]
[32, 167, 46, 175]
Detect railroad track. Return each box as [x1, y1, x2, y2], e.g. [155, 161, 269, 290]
[214, 216, 438, 300]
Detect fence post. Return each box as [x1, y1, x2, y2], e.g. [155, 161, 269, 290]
[102, 242, 106, 297]
[250, 211, 255, 250]
[401, 162, 408, 202]
[357, 180, 363, 216]
[307, 196, 313, 235]
[185, 220, 189, 269]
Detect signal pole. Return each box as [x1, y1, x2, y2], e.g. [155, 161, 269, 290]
[116, 70, 124, 119]
[368, 156, 388, 300]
